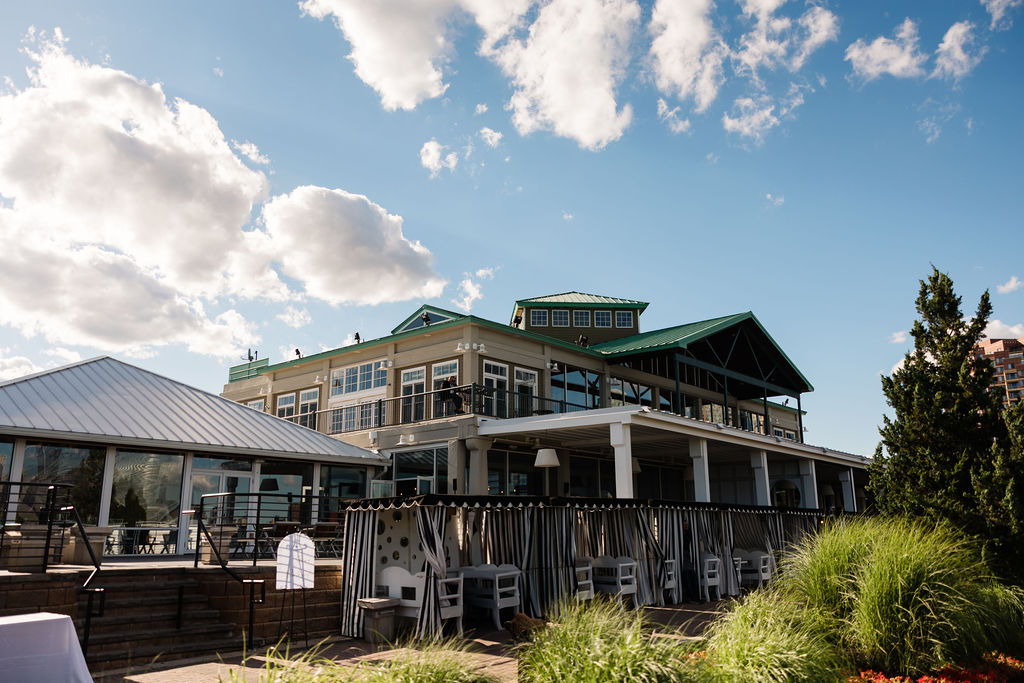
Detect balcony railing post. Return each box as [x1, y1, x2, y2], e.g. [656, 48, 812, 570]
[41, 485, 56, 572]
[254, 494, 263, 567]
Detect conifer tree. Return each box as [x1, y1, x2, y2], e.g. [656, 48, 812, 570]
[872, 267, 1023, 580]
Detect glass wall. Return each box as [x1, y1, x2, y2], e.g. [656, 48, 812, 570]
[609, 378, 653, 408]
[259, 460, 314, 523]
[393, 447, 448, 495]
[486, 450, 546, 496]
[636, 463, 690, 501]
[20, 442, 105, 524]
[319, 465, 367, 520]
[569, 456, 615, 498]
[550, 366, 602, 411]
[108, 450, 184, 554]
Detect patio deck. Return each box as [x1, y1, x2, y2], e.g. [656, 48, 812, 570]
[93, 600, 728, 682]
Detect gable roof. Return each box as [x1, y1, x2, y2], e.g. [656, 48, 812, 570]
[0, 357, 382, 464]
[391, 304, 466, 335]
[593, 311, 814, 395]
[514, 292, 649, 311]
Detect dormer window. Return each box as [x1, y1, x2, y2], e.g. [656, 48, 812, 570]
[531, 310, 548, 326]
[573, 310, 590, 327]
[552, 310, 569, 327]
[594, 311, 612, 328]
[615, 311, 634, 328]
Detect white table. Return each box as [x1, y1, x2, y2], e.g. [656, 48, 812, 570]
[0, 611, 92, 682]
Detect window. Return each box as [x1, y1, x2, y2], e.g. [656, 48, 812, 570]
[21, 442, 106, 525]
[246, 399, 265, 412]
[615, 311, 633, 328]
[784, 430, 797, 441]
[552, 310, 569, 327]
[483, 361, 509, 417]
[573, 310, 590, 327]
[773, 427, 785, 438]
[432, 360, 460, 417]
[394, 447, 449, 495]
[530, 309, 548, 327]
[401, 367, 426, 422]
[594, 311, 612, 328]
[330, 360, 387, 398]
[298, 388, 319, 429]
[514, 368, 539, 417]
[276, 394, 295, 419]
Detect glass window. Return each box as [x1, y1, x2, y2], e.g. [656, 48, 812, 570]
[530, 309, 548, 326]
[573, 310, 590, 327]
[594, 311, 612, 328]
[401, 367, 426, 422]
[192, 456, 252, 471]
[298, 388, 319, 429]
[0, 439, 12, 480]
[276, 394, 295, 418]
[487, 451, 507, 495]
[332, 360, 388, 398]
[507, 452, 544, 495]
[246, 399, 265, 412]
[259, 460, 314, 522]
[552, 310, 569, 327]
[21, 442, 106, 525]
[110, 450, 184, 527]
[321, 465, 366, 500]
[394, 447, 448, 495]
[615, 311, 633, 328]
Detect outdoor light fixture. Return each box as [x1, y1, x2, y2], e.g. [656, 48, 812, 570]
[259, 478, 279, 492]
[534, 448, 560, 468]
[546, 361, 560, 372]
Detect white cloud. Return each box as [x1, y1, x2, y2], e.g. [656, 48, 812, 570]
[765, 192, 784, 207]
[277, 306, 312, 328]
[479, 127, 503, 147]
[0, 349, 45, 381]
[649, 0, 728, 113]
[986, 320, 1024, 338]
[723, 95, 778, 140]
[261, 186, 446, 306]
[845, 18, 928, 82]
[932, 21, 986, 82]
[474, 103, 488, 115]
[562, 210, 574, 221]
[44, 347, 84, 364]
[997, 276, 1023, 294]
[299, 0, 457, 111]
[981, 0, 1022, 30]
[490, 0, 641, 150]
[450, 267, 494, 313]
[213, 66, 224, 78]
[916, 99, 960, 143]
[791, 6, 840, 71]
[419, 139, 459, 176]
[706, 152, 719, 163]
[656, 98, 691, 134]
[889, 330, 908, 344]
[232, 140, 270, 164]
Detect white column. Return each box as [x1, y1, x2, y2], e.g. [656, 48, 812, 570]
[311, 463, 322, 523]
[750, 450, 770, 506]
[446, 438, 466, 494]
[178, 454, 194, 554]
[610, 423, 633, 499]
[689, 437, 710, 503]
[98, 446, 116, 526]
[799, 459, 819, 509]
[839, 468, 857, 512]
[465, 437, 493, 495]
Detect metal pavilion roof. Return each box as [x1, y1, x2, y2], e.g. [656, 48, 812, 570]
[513, 291, 650, 310]
[0, 357, 383, 464]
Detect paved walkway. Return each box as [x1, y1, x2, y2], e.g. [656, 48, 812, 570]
[94, 602, 725, 683]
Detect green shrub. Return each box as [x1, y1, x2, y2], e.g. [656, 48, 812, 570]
[518, 597, 701, 683]
[702, 589, 846, 683]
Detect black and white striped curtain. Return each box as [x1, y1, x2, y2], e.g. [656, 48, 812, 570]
[415, 505, 448, 638]
[338, 510, 376, 637]
[479, 507, 534, 616]
[694, 508, 739, 596]
[635, 509, 667, 606]
[651, 507, 691, 604]
[575, 508, 659, 607]
[529, 506, 576, 616]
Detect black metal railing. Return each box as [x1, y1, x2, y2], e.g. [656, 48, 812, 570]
[283, 383, 591, 435]
[1, 481, 73, 572]
[59, 504, 105, 657]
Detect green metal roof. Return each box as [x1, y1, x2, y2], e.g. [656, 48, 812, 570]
[514, 291, 650, 311]
[592, 311, 814, 393]
[391, 304, 466, 335]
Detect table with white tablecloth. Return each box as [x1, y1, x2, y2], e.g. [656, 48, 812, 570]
[0, 611, 92, 682]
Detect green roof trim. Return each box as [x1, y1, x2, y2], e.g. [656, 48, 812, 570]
[228, 358, 269, 382]
[592, 311, 814, 392]
[391, 304, 466, 335]
[514, 291, 649, 311]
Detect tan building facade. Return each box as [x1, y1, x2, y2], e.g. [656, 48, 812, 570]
[977, 337, 1024, 407]
[222, 292, 869, 512]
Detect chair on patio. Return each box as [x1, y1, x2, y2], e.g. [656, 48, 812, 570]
[737, 550, 772, 588]
[575, 559, 595, 601]
[662, 558, 678, 603]
[377, 566, 463, 636]
[700, 555, 721, 602]
[310, 522, 338, 558]
[462, 563, 521, 631]
[592, 555, 637, 603]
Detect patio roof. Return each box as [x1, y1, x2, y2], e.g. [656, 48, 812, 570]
[0, 357, 384, 464]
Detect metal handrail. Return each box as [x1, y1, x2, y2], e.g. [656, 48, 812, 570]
[59, 504, 105, 657]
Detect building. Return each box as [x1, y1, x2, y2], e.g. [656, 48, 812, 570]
[222, 291, 869, 512]
[0, 357, 384, 556]
[977, 337, 1024, 407]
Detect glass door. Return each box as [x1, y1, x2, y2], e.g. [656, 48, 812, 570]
[188, 469, 253, 551]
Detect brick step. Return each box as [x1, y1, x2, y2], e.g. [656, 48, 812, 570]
[85, 633, 244, 673]
[83, 620, 236, 651]
[79, 590, 208, 611]
[76, 607, 222, 634]
[80, 576, 200, 593]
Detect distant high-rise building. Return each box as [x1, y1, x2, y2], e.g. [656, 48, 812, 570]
[977, 337, 1024, 406]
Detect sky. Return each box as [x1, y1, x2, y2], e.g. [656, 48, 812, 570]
[0, 0, 1022, 458]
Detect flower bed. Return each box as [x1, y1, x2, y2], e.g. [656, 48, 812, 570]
[848, 653, 1024, 683]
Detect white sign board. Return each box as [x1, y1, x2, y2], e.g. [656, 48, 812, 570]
[276, 533, 316, 590]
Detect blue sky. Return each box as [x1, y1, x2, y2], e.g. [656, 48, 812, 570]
[0, 0, 1021, 458]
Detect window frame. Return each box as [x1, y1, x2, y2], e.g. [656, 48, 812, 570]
[551, 309, 570, 327]
[276, 393, 296, 418]
[594, 310, 612, 328]
[530, 309, 549, 327]
[615, 310, 634, 328]
[573, 310, 590, 327]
